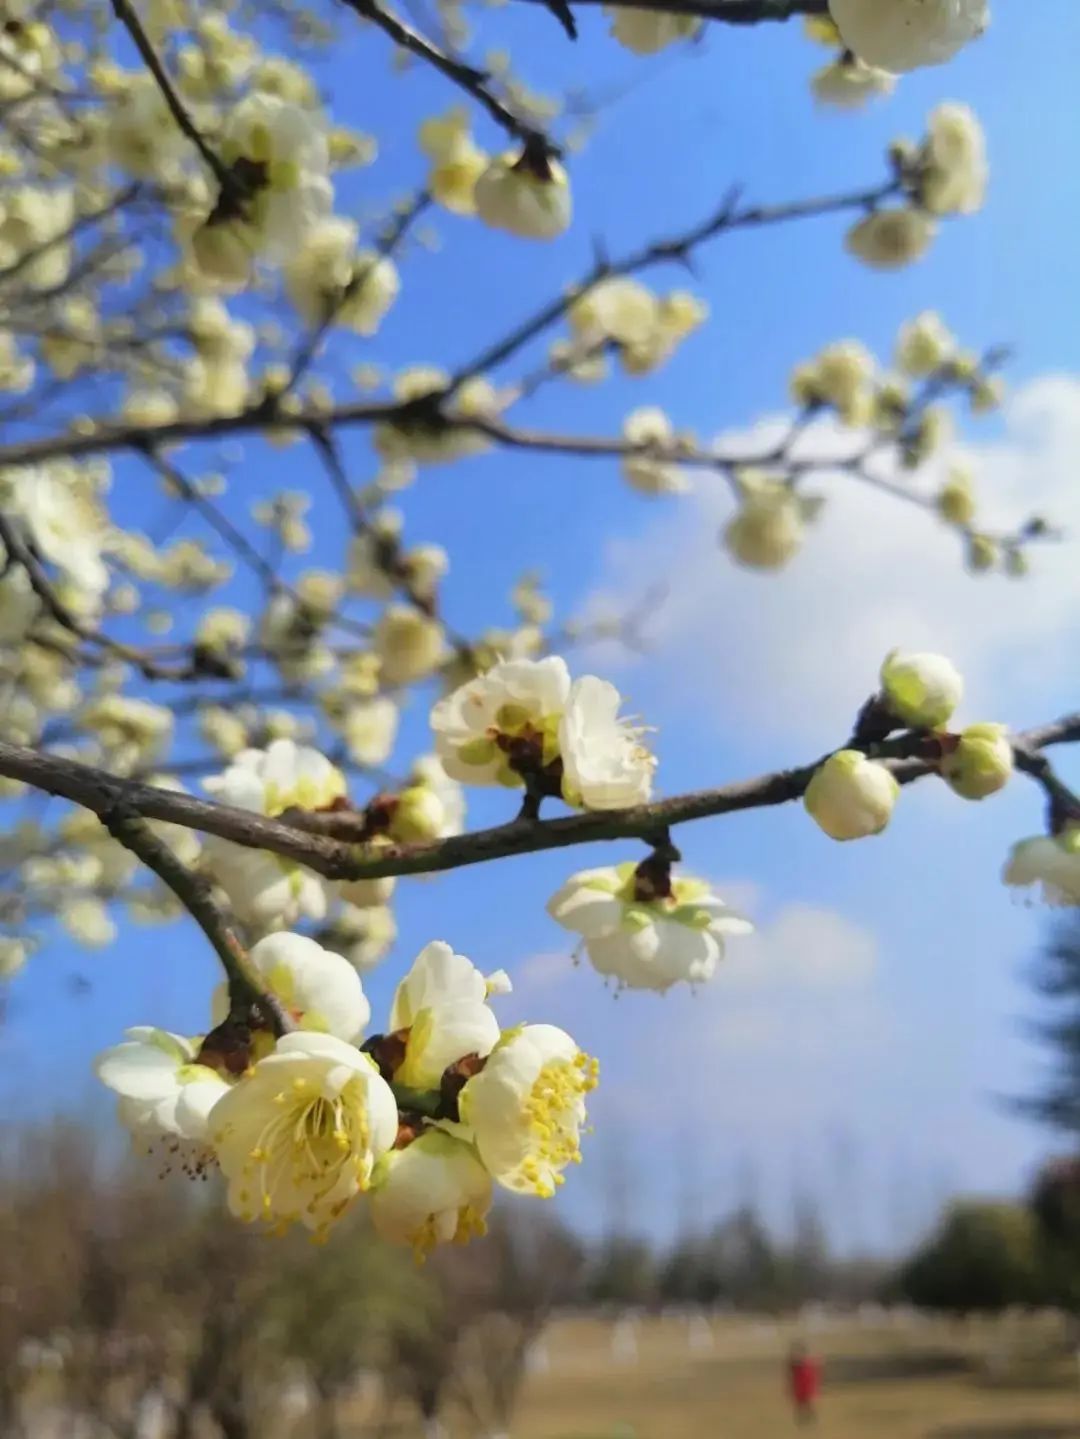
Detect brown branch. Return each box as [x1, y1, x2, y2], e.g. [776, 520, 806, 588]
[109, 0, 238, 197]
[1, 715, 1077, 887]
[142, 449, 374, 642]
[284, 188, 433, 392]
[0, 173, 902, 472]
[99, 804, 288, 1035]
[0, 510, 214, 682]
[0, 184, 143, 291]
[339, 0, 558, 155]
[447, 177, 903, 389]
[515, 0, 826, 23]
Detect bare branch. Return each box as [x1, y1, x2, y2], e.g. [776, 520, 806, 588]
[100, 805, 288, 1035]
[515, 0, 827, 23]
[1, 716, 1077, 887]
[0, 174, 904, 472]
[109, 0, 238, 197]
[446, 177, 902, 388]
[339, 0, 558, 155]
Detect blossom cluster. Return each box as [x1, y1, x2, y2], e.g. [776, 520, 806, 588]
[802, 648, 1015, 844]
[96, 937, 596, 1253]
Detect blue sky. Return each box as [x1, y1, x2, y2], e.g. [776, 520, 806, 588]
[5, 1, 1080, 1253]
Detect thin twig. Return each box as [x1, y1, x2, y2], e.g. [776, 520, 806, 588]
[109, 0, 238, 196]
[339, 0, 558, 154]
[0, 172, 903, 472]
[448, 177, 902, 389]
[285, 189, 433, 393]
[0, 510, 212, 682]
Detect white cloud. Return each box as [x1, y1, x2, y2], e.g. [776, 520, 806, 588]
[602, 902, 887, 1132]
[586, 376, 1080, 746]
[723, 901, 878, 990]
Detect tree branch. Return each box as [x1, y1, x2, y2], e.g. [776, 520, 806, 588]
[0, 174, 903, 472]
[515, 0, 827, 23]
[446, 177, 902, 388]
[109, 0, 239, 197]
[339, 0, 558, 155]
[98, 805, 288, 1035]
[1, 716, 1077, 888]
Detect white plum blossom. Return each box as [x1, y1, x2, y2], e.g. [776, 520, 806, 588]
[805, 750, 900, 841]
[1003, 829, 1080, 907]
[811, 56, 895, 109]
[337, 696, 399, 767]
[431, 656, 570, 788]
[370, 1130, 491, 1259]
[409, 754, 466, 838]
[621, 407, 691, 496]
[432, 657, 655, 809]
[108, 74, 189, 179]
[95, 1027, 231, 1167]
[896, 311, 955, 376]
[389, 942, 502, 1091]
[474, 151, 571, 240]
[211, 1031, 398, 1233]
[247, 932, 371, 1041]
[723, 474, 822, 571]
[0, 564, 40, 644]
[418, 107, 489, 216]
[846, 209, 936, 270]
[828, 0, 989, 73]
[284, 217, 400, 334]
[1, 466, 109, 597]
[941, 723, 1013, 800]
[372, 605, 447, 687]
[0, 187, 75, 292]
[323, 903, 398, 974]
[60, 895, 117, 948]
[206, 93, 333, 266]
[548, 864, 752, 992]
[880, 650, 964, 728]
[604, 5, 702, 54]
[558, 677, 655, 810]
[459, 1024, 597, 1198]
[202, 740, 346, 930]
[921, 103, 988, 216]
[0, 938, 28, 979]
[569, 277, 658, 349]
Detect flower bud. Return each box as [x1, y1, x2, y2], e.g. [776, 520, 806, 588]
[389, 784, 447, 844]
[970, 375, 1005, 414]
[941, 723, 1013, 801]
[804, 750, 899, 841]
[966, 533, 998, 573]
[846, 209, 936, 271]
[896, 311, 954, 377]
[880, 649, 963, 728]
[191, 219, 254, 287]
[937, 464, 977, 527]
[827, 0, 988, 73]
[474, 150, 571, 240]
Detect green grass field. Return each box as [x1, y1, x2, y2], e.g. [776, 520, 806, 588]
[499, 1313, 1080, 1439]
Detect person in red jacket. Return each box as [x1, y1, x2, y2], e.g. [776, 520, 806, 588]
[786, 1343, 822, 1426]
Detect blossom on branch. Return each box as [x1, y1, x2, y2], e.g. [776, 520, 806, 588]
[211, 1031, 398, 1234]
[370, 1129, 491, 1259]
[431, 656, 656, 810]
[202, 740, 346, 930]
[804, 750, 900, 841]
[458, 1023, 597, 1198]
[548, 863, 752, 992]
[828, 0, 989, 73]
